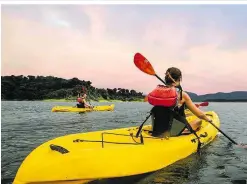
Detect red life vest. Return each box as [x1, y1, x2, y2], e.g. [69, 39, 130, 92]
[147, 85, 178, 107]
[77, 97, 82, 103]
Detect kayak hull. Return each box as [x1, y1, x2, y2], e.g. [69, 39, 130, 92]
[51, 104, 115, 113]
[14, 111, 220, 184]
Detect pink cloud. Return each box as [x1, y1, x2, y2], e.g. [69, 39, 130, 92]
[2, 7, 247, 95]
[1, 14, 138, 89]
[80, 5, 108, 41]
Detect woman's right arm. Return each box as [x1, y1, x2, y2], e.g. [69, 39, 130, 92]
[183, 92, 212, 122]
[82, 99, 91, 108]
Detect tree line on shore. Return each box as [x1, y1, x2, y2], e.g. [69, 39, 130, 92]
[1, 75, 145, 101]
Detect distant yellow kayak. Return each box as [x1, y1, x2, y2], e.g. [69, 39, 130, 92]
[51, 104, 115, 113]
[13, 111, 220, 184]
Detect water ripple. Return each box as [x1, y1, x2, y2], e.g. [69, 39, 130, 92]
[1, 101, 247, 184]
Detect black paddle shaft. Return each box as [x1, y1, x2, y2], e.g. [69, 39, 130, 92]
[154, 74, 166, 85]
[208, 121, 239, 145]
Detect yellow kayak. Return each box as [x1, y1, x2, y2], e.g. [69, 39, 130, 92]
[185, 109, 193, 116]
[13, 111, 220, 184]
[51, 104, 115, 113]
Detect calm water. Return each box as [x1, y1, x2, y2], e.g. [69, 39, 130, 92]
[1, 101, 247, 184]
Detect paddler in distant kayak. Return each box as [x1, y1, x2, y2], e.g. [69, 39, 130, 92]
[147, 67, 212, 137]
[77, 93, 93, 109]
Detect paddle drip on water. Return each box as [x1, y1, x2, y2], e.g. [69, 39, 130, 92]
[238, 143, 247, 148]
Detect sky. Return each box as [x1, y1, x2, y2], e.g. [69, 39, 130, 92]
[2, 4, 247, 95]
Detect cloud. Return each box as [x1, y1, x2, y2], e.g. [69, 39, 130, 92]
[76, 5, 108, 41]
[2, 5, 247, 94]
[1, 12, 137, 87]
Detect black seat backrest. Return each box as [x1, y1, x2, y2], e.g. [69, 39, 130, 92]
[151, 106, 188, 137]
[150, 106, 173, 137]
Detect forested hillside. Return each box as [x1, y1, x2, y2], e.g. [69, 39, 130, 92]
[2, 75, 246, 102]
[1, 75, 144, 101]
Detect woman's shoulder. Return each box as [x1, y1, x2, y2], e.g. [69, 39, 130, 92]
[182, 91, 191, 100]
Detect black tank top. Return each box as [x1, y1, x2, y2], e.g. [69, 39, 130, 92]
[174, 103, 186, 117]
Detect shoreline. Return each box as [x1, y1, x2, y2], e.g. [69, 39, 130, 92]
[3, 99, 246, 103]
[2, 99, 247, 103]
[42, 98, 145, 102]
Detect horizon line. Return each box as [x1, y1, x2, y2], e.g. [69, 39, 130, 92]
[2, 74, 246, 96]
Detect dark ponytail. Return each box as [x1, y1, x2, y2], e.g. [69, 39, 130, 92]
[164, 67, 182, 85]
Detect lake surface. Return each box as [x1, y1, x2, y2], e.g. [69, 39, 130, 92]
[1, 101, 247, 184]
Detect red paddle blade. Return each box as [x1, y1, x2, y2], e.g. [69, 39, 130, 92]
[195, 104, 200, 108]
[134, 53, 156, 75]
[200, 102, 209, 106]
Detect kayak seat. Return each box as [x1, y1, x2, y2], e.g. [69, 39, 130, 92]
[150, 106, 188, 137]
[151, 106, 173, 137]
[77, 103, 85, 108]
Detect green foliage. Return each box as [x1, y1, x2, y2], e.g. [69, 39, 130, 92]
[1, 75, 145, 101]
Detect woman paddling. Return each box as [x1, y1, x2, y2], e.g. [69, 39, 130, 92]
[147, 67, 212, 137]
[77, 93, 92, 109]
